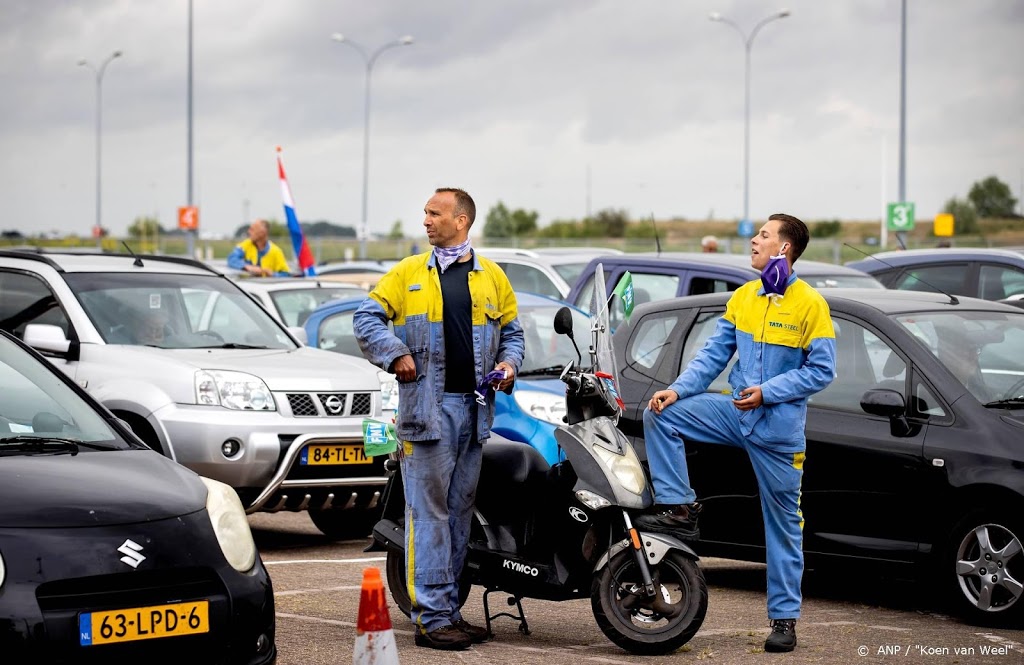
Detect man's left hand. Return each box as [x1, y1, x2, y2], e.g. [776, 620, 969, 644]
[493, 361, 515, 392]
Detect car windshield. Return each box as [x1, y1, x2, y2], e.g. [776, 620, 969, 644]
[518, 303, 591, 375]
[66, 273, 297, 350]
[552, 261, 588, 286]
[893, 310, 1024, 403]
[0, 335, 131, 448]
[268, 287, 362, 326]
[805, 274, 884, 289]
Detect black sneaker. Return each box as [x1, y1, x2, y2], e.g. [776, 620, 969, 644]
[764, 618, 797, 652]
[414, 624, 472, 651]
[634, 502, 702, 539]
[452, 618, 490, 643]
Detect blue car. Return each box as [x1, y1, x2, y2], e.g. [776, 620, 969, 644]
[303, 292, 590, 464]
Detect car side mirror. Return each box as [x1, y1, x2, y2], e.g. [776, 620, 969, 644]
[23, 324, 79, 360]
[860, 388, 918, 437]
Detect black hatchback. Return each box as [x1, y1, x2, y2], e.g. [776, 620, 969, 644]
[613, 289, 1024, 625]
[0, 331, 275, 663]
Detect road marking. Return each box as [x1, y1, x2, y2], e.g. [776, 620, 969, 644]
[976, 633, 1024, 654]
[275, 585, 362, 597]
[264, 557, 386, 565]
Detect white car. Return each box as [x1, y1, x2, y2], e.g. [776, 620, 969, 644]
[233, 277, 365, 327]
[476, 247, 622, 298]
[0, 249, 389, 539]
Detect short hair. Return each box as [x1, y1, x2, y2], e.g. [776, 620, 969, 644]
[436, 187, 476, 225]
[252, 219, 270, 232]
[768, 213, 809, 263]
[701, 235, 718, 247]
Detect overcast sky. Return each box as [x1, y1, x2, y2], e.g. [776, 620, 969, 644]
[2, 0, 1022, 239]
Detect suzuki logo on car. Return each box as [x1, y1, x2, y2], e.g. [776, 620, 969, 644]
[569, 507, 589, 523]
[502, 559, 539, 577]
[117, 539, 146, 568]
[323, 395, 343, 415]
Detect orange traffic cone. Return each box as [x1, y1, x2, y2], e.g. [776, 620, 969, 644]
[354, 567, 399, 665]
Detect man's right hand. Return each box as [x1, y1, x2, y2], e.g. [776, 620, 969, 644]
[648, 389, 678, 415]
[392, 354, 417, 383]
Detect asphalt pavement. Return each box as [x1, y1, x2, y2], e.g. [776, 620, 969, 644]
[249, 512, 1024, 664]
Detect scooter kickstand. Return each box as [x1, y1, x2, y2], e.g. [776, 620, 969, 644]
[482, 588, 531, 636]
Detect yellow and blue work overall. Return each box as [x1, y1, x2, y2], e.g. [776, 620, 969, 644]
[353, 251, 524, 634]
[226, 239, 291, 276]
[643, 273, 836, 620]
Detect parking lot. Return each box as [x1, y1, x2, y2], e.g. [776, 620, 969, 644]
[251, 512, 1024, 665]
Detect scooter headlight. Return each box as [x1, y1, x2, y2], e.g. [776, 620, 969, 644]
[592, 443, 646, 495]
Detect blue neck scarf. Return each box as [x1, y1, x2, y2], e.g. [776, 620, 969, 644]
[433, 239, 472, 273]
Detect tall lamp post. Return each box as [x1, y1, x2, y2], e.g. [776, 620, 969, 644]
[330, 33, 414, 259]
[709, 9, 790, 228]
[78, 50, 123, 248]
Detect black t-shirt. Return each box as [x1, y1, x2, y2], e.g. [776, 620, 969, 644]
[439, 258, 475, 393]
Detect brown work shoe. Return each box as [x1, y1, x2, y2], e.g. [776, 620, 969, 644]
[452, 618, 490, 643]
[634, 502, 701, 539]
[414, 624, 472, 651]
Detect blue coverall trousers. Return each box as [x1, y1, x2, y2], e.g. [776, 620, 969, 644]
[644, 392, 805, 619]
[401, 393, 483, 633]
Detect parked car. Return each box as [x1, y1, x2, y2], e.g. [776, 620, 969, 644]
[0, 329, 276, 663]
[568, 253, 883, 328]
[846, 247, 1024, 301]
[304, 292, 591, 464]
[232, 277, 364, 327]
[612, 288, 1024, 625]
[315, 260, 392, 276]
[0, 249, 389, 539]
[475, 248, 609, 299]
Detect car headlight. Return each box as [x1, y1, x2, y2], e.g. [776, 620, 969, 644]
[0, 550, 6, 589]
[513, 389, 567, 425]
[378, 371, 399, 412]
[201, 477, 257, 572]
[195, 370, 276, 411]
[592, 443, 646, 495]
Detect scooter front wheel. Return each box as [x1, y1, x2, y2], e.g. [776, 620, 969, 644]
[385, 550, 473, 618]
[591, 549, 708, 655]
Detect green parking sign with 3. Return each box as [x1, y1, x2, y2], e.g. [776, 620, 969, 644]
[887, 202, 915, 231]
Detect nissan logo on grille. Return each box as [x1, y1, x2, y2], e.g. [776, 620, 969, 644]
[323, 395, 344, 414]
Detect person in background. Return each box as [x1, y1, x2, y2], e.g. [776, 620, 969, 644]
[353, 187, 524, 651]
[637, 214, 836, 653]
[227, 219, 291, 276]
[701, 235, 719, 253]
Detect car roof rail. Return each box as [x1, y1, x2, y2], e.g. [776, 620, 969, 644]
[0, 248, 65, 271]
[0, 248, 219, 275]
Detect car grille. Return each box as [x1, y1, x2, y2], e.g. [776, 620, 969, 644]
[284, 392, 374, 417]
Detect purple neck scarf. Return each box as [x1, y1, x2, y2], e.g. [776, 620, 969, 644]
[434, 239, 472, 273]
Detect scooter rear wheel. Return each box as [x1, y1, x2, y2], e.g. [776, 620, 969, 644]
[591, 549, 707, 655]
[385, 550, 473, 618]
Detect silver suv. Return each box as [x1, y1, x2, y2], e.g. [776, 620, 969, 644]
[0, 249, 386, 538]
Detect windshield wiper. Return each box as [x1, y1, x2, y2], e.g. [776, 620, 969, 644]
[0, 436, 116, 451]
[518, 365, 568, 377]
[982, 396, 1024, 409]
[193, 343, 269, 349]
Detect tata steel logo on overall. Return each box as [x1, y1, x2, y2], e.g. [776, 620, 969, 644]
[769, 321, 800, 333]
[117, 539, 146, 568]
[323, 395, 343, 414]
[503, 559, 539, 577]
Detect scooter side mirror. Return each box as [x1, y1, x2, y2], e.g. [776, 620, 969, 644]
[554, 307, 575, 338]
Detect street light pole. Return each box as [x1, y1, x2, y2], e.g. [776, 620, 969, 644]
[78, 50, 123, 248]
[330, 33, 414, 259]
[709, 9, 790, 227]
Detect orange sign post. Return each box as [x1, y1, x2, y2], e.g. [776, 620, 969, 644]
[178, 206, 199, 231]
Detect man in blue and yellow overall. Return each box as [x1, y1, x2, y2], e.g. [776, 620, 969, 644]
[226, 219, 291, 276]
[354, 188, 524, 651]
[636, 214, 836, 653]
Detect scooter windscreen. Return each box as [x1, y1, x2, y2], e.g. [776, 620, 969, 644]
[590, 263, 624, 418]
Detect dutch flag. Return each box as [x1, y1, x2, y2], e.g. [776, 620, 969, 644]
[277, 147, 317, 276]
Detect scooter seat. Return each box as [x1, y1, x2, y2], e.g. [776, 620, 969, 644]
[481, 441, 551, 485]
